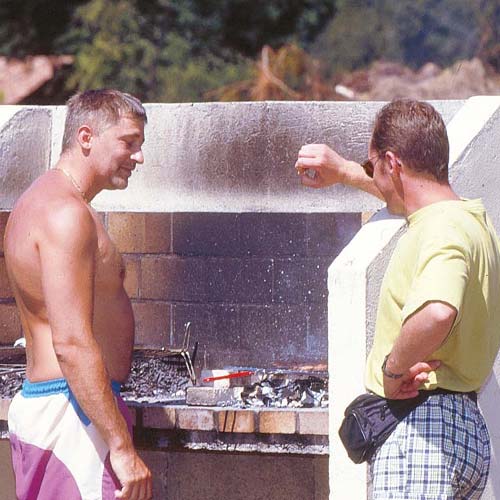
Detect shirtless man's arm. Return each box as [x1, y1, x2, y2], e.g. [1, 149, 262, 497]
[40, 200, 151, 500]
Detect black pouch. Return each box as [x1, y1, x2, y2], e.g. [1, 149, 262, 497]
[338, 392, 428, 464]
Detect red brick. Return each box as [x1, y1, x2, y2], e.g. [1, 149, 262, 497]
[297, 409, 329, 435]
[143, 406, 176, 429]
[217, 410, 255, 433]
[258, 409, 296, 434]
[0, 303, 22, 345]
[177, 407, 215, 431]
[132, 301, 170, 347]
[123, 256, 140, 298]
[0, 257, 12, 298]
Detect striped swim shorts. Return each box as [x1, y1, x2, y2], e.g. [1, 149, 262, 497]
[369, 392, 490, 499]
[8, 378, 132, 500]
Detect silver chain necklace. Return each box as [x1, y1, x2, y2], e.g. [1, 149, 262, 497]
[54, 168, 89, 203]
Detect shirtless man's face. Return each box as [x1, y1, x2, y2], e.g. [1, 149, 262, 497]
[91, 116, 145, 191]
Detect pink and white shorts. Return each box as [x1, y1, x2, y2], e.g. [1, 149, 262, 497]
[8, 378, 132, 500]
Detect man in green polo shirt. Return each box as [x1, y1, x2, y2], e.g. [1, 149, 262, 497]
[295, 99, 500, 498]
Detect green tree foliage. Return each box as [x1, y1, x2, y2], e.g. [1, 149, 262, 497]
[61, 0, 250, 101]
[0, 0, 335, 102]
[0, 0, 87, 57]
[61, 0, 336, 101]
[313, 0, 484, 75]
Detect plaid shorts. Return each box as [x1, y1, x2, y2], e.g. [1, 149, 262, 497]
[369, 393, 490, 499]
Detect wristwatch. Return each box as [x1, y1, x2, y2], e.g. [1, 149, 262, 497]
[381, 354, 404, 379]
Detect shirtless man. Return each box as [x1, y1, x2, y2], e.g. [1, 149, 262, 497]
[4, 89, 152, 500]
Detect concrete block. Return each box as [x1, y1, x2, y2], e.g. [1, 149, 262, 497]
[0, 108, 51, 210]
[172, 303, 240, 352]
[258, 409, 296, 434]
[306, 213, 361, 257]
[142, 406, 176, 429]
[172, 213, 240, 256]
[0, 303, 22, 345]
[177, 407, 215, 431]
[126, 405, 137, 427]
[239, 213, 308, 257]
[240, 304, 309, 366]
[297, 409, 329, 436]
[143, 213, 172, 253]
[274, 258, 330, 304]
[206, 258, 273, 304]
[200, 348, 255, 372]
[131, 301, 170, 347]
[306, 302, 328, 359]
[91, 101, 391, 213]
[108, 213, 171, 253]
[139, 448, 328, 500]
[236, 259, 274, 304]
[186, 386, 243, 406]
[0, 212, 9, 253]
[122, 256, 140, 299]
[108, 213, 145, 253]
[141, 256, 207, 302]
[217, 409, 255, 433]
[0, 258, 12, 298]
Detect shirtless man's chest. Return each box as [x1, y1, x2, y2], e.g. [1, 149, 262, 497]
[4, 172, 134, 382]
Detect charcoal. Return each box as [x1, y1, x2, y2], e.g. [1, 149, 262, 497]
[239, 373, 328, 409]
[0, 371, 25, 399]
[121, 354, 192, 404]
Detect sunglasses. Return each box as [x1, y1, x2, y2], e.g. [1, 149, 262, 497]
[361, 158, 375, 178]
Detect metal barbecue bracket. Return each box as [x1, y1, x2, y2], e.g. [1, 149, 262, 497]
[166, 322, 197, 385]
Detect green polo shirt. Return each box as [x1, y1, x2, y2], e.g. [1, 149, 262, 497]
[365, 199, 500, 397]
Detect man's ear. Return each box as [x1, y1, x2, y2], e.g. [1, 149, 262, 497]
[76, 125, 93, 150]
[385, 151, 403, 178]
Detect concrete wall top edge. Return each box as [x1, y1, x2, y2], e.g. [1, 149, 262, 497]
[0, 98, 472, 213]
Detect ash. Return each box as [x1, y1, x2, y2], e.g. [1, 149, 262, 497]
[239, 372, 328, 408]
[121, 355, 192, 404]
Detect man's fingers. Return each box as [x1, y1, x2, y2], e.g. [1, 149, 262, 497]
[295, 157, 320, 169]
[299, 175, 322, 189]
[114, 480, 142, 500]
[407, 360, 440, 378]
[298, 144, 324, 156]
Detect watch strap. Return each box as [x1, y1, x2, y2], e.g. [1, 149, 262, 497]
[381, 354, 404, 379]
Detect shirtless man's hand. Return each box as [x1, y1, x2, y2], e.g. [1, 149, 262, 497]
[112, 446, 152, 500]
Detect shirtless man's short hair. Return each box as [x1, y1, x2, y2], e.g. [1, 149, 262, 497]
[4, 89, 152, 500]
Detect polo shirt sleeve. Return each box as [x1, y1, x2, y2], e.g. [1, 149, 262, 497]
[401, 227, 470, 323]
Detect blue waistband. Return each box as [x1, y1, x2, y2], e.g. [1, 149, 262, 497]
[22, 378, 121, 398]
[21, 378, 122, 427]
